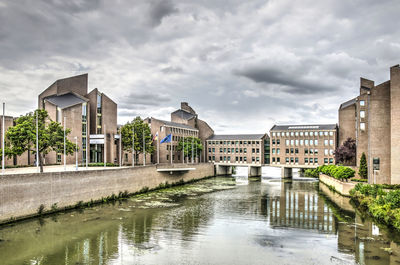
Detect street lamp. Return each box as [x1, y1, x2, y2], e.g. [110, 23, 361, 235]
[74, 136, 78, 171]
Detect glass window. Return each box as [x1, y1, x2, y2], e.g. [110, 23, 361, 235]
[324, 149, 328, 155]
[286, 132, 289, 137]
[324, 158, 328, 164]
[324, 132, 328, 136]
[300, 132, 304, 136]
[330, 140, 334, 146]
[305, 140, 309, 145]
[272, 132, 276, 137]
[310, 140, 314, 145]
[360, 110, 365, 118]
[319, 132, 323, 136]
[290, 140, 294, 145]
[277, 132, 281, 137]
[295, 140, 299, 146]
[304, 158, 308, 163]
[277, 139, 280, 145]
[272, 148, 275, 154]
[329, 131, 334, 136]
[360, 122, 366, 131]
[286, 139, 289, 145]
[286, 157, 289, 163]
[324, 140, 328, 145]
[295, 157, 299, 163]
[329, 158, 334, 164]
[290, 132, 294, 136]
[315, 140, 318, 145]
[277, 148, 280, 154]
[295, 132, 299, 136]
[360, 100, 365, 106]
[309, 158, 313, 163]
[305, 132, 309, 136]
[300, 139, 303, 145]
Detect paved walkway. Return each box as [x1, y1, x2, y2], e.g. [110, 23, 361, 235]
[0, 165, 130, 175]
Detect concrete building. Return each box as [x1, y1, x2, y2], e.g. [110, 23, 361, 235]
[0, 115, 15, 166]
[338, 65, 400, 184]
[38, 74, 118, 165]
[206, 134, 269, 164]
[270, 124, 337, 167]
[142, 102, 213, 165]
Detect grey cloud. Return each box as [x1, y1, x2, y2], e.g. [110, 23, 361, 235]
[233, 66, 336, 94]
[148, 0, 178, 27]
[160, 66, 184, 74]
[118, 92, 171, 109]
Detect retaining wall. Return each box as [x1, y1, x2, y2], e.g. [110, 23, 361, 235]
[0, 163, 214, 223]
[319, 174, 356, 196]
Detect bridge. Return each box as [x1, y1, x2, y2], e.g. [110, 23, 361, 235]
[214, 161, 319, 178]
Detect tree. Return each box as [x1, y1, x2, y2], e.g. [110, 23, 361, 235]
[121, 117, 154, 165]
[334, 138, 356, 165]
[177, 136, 203, 162]
[5, 109, 76, 172]
[359, 152, 368, 179]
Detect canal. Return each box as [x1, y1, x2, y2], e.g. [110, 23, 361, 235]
[1, 167, 400, 264]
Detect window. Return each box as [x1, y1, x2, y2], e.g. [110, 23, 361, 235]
[329, 131, 334, 136]
[360, 110, 365, 119]
[324, 132, 328, 136]
[290, 148, 294, 154]
[240, 148, 243, 153]
[309, 158, 313, 163]
[304, 158, 308, 163]
[286, 132, 289, 137]
[324, 158, 328, 164]
[290, 132, 294, 136]
[57, 153, 61, 163]
[315, 140, 318, 145]
[277, 132, 281, 137]
[314, 149, 318, 155]
[277, 139, 280, 145]
[272, 148, 275, 154]
[295, 132, 299, 136]
[310, 140, 314, 145]
[295, 148, 298, 154]
[305, 132, 309, 136]
[285, 157, 289, 163]
[319, 132, 323, 136]
[272, 139, 276, 145]
[360, 122, 366, 131]
[300, 132, 303, 136]
[314, 158, 318, 164]
[295, 157, 299, 163]
[360, 100, 365, 106]
[324, 140, 328, 146]
[277, 157, 280, 162]
[277, 148, 280, 154]
[305, 140, 309, 145]
[304, 148, 308, 154]
[290, 140, 294, 145]
[285, 140, 289, 145]
[329, 158, 334, 164]
[295, 140, 299, 146]
[329, 149, 334, 155]
[286, 148, 289, 154]
[290, 157, 294, 163]
[330, 140, 334, 146]
[324, 149, 328, 155]
[300, 140, 304, 146]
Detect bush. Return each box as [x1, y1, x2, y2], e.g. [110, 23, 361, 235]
[88, 162, 118, 167]
[359, 153, 368, 179]
[304, 169, 319, 178]
[317, 164, 355, 181]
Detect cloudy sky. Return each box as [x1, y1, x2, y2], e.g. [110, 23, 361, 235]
[0, 0, 399, 134]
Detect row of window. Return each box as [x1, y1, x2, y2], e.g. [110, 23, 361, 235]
[272, 148, 334, 155]
[209, 156, 260, 162]
[272, 131, 334, 137]
[271, 157, 334, 164]
[207, 140, 260, 145]
[162, 126, 198, 136]
[208, 147, 260, 154]
[273, 139, 335, 146]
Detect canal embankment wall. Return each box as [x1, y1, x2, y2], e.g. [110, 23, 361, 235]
[319, 174, 355, 197]
[0, 163, 214, 224]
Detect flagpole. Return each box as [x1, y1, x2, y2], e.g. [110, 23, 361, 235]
[143, 127, 145, 166]
[132, 126, 135, 167]
[157, 135, 159, 164]
[64, 116, 66, 171]
[2, 102, 5, 174]
[170, 132, 173, 165]
[86, 113, 88, 170]
[182, 135, 184, 164]
[191, 137, 193, 164]
[119, 132, 122, 167]
[36, 110, 39, 173]
[103, 124, 107, 167]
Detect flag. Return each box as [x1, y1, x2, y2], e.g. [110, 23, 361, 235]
[153, 132, 159, 141]
[160, 134, 172, 143]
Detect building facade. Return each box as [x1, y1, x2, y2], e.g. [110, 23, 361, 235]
[269, 125, 337, 166]
[338, 65, 400, 184]
[38, 74, 118, 165]
[206, 134, 268, 164]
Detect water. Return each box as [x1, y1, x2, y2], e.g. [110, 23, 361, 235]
[1, 168, 400, 265]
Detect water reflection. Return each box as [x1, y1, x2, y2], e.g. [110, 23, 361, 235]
[1, 177, 400, 264]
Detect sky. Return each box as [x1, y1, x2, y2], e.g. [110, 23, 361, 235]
[0, 0, 399, 134]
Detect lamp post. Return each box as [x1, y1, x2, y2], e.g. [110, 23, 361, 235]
[132, 126, 135, 167]
[36, 110, 39, 173]
[64, 116, 66, 171]
[74, 136, 78, 171]
[2, 103, 5, 174]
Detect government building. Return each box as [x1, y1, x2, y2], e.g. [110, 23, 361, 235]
[338, 65, 400, 184]
[269, 124, 337, 166]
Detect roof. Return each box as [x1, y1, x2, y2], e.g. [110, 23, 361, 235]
[207, 134, 266, 141]
[339, 97, 357, 110]
[44, 93, 88, 109]
[151, 118, 198, 131]
[270, 124, 337, 131]
[171, 109, 196, 120]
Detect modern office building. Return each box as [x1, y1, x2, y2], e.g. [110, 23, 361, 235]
[269, 124, 337, 166]
[143, 102, 213, 164]
[206, 134, 268, 164]
[338, 65, 400, 184]
[38, 73, 118, 165]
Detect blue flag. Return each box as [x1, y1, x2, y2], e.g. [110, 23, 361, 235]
[160, 134, 172, 143]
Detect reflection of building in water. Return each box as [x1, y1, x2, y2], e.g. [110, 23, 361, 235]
[268, 182, 336, 233]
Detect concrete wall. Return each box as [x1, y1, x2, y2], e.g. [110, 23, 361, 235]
[319, 174, 355, 196]
[390, 65, 400, 184]
[0, 163, 214, 223]
[338, 104, 356, 146]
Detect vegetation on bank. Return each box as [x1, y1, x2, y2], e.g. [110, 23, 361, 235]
[350, 183, 400, 231]
[304, 164, 355, 181]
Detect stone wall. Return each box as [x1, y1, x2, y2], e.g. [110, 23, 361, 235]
[319, 174, 355, 197]
[0, 163, 214, 224]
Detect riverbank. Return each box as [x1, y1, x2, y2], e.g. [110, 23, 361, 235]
[0, 163, 214, 225]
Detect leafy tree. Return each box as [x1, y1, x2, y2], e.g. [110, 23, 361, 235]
[177, 136, 202, 162]
[121, 117, 154, 165]
[4, 109, 76, 172]
[334, 138, 356, 165]
[359, 152, 368, 179]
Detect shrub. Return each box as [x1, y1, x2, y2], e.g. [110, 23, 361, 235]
[318, 164, 355, 181]
[359, 152, 368, 179]
[304, 169, 319, 178]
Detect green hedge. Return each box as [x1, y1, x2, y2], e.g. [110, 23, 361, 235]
[317, 165, 355, 181]
[350, 183, 400, 231]
[304, 169, 319, 178]
[88, 162, 119, 167]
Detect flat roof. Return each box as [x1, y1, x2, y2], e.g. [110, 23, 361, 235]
[150, 118, 198, 131]
[270, 124, 337, 131]
[207, 134, 266, 141]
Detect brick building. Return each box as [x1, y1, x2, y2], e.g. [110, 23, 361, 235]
[0, 115, 15, 166]
[338, 65, 400, 184]
[206, 134, 269, 164]
[38, 74, 118, 165]
[269, 125, 337, 166]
